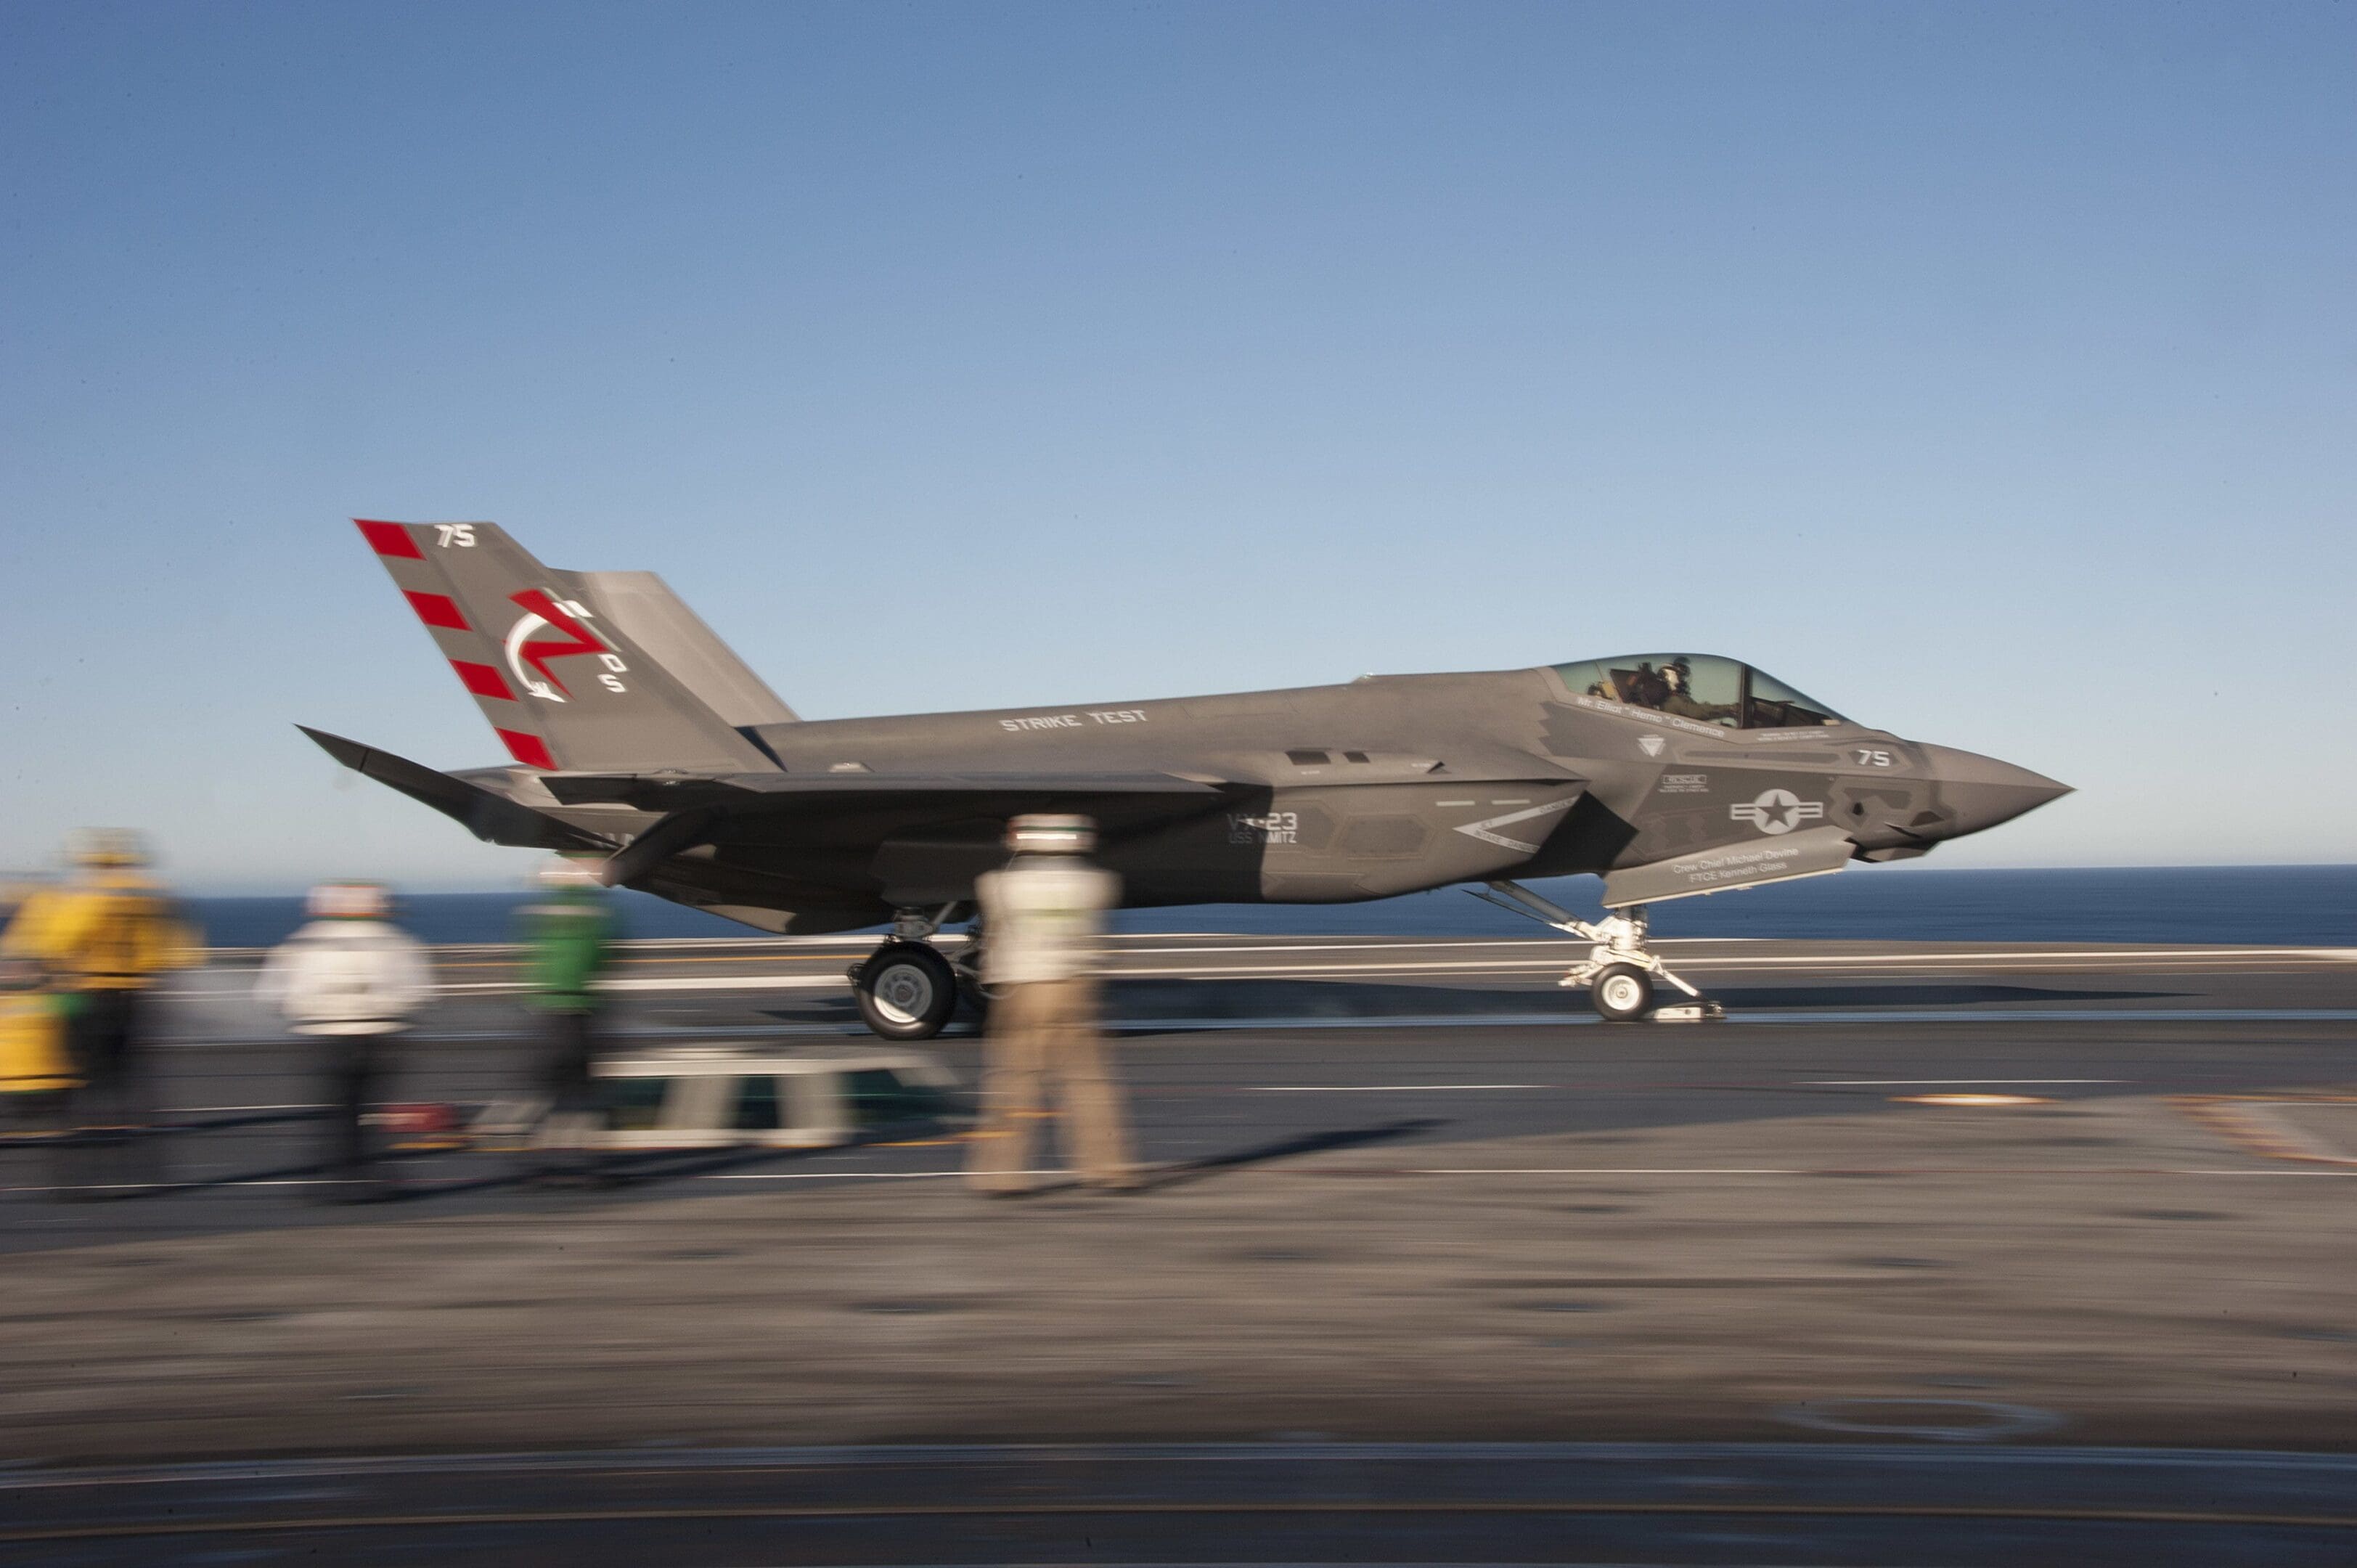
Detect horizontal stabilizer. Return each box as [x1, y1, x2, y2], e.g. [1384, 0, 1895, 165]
[299, 727, 610, 852]
[1601, 824, 1854, 907]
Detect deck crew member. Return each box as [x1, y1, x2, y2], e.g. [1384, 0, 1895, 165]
[0, 952, 78, 1192]
[256, 881, 431, 1201]
[965, 814, 1137, 1194]
[520, 857, 615, 1179]
[0, 830, 199, 1194]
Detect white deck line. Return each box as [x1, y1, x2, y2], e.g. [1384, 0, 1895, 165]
[1098, 943, 2357, 962]
[1249, 1084, 1556, 1092]
[1805, 1079, 2122, 1086]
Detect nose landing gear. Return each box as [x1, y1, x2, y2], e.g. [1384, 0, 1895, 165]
[1470, 881, 1724, 1023]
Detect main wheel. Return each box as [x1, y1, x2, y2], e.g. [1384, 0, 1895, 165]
[854, 942, 958, 1040]
[1590, 963, 1654, 1022]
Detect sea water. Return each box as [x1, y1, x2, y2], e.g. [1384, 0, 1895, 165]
[184, 865, 2357, 949]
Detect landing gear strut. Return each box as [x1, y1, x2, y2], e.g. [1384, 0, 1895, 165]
[1469, 881, 1724, 1023]
[848, 905, 972, 1041]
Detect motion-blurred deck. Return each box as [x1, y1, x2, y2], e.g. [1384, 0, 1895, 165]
[181, 929, 2357, 1032]
[1, 934, 2351, 1560]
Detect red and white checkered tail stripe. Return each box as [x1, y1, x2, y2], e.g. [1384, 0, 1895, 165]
[353, 519, 560, 771]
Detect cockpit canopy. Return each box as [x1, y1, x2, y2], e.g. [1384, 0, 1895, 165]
[1553, 653, 1847, 730]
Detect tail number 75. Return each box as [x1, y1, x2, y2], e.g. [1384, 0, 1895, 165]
[1854, 748, 1893, 768]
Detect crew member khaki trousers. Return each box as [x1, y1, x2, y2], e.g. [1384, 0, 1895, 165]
[965, 978, 1137, 1192]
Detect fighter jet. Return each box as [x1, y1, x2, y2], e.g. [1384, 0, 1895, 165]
[308, 520, 2069, 1034]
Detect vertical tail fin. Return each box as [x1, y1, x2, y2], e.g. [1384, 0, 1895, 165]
[573, 571, 798, 727]
[354, 519, 778, 774]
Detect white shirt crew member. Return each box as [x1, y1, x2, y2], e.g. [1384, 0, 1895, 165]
[256, 918, 433, 1036]
[974, 859, 1121, 987]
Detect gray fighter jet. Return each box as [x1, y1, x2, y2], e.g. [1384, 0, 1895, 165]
[308, 520, 2068, 1034]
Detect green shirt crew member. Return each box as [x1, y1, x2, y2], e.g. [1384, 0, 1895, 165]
[519, 859, 615, 1110]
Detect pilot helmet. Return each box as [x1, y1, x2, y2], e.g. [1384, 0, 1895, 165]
[1005, 814, 1097, 856]
[68, 828, 149, 869]
[309, 881, 390, 919]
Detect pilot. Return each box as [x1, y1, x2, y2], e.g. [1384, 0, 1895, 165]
[1660, 660, 1736, 726]
[1625, 662, 1670, 710]
[0, 830, 199, 1195]
[1657, 660, 1699, 716]
[256, 882, 431, 1201]
[965, 814, 1137, 1195]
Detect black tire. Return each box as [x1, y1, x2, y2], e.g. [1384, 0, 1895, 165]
[854, 942, 958, 1040]
[1590, 963, 1654, 1022]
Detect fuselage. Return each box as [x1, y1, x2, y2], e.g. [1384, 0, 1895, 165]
[505, 661, 2066, 923]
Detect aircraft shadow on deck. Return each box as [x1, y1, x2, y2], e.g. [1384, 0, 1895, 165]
[0, 1117, 973, 1257]
[1084, 978, 2185, 1029]
[1704, 983, 2183, 1010]
[1139, 1117, 1444, 1192]
[769, 979, 2184, 1037]
[0, 1111, 1450, 1254]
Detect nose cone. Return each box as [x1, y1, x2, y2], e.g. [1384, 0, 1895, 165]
[1915, 743, 2073, 839]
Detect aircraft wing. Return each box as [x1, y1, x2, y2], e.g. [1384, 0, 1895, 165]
[537, 770, 1231, 887]
[535, 771, 1225, 812]
[305, 726, 1235, 889]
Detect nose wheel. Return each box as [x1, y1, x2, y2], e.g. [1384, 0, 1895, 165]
[1589, 963, 1654, 1022]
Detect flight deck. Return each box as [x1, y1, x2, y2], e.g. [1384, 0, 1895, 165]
[3, 936, 2353, 1564]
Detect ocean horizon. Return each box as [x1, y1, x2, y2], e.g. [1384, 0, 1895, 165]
[168, 864, 2357, 950]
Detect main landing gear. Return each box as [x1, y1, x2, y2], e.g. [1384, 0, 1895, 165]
[849, 905, 980, 1041]
[1470, 881, 1725, 1024]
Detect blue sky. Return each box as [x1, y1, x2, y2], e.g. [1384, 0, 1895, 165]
[2, 1, 2350, 890]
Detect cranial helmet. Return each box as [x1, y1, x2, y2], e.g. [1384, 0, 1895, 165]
[1005, 814, 1097, 856]
[69, 828, 149, 869]
[309, 881, 389, 919]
